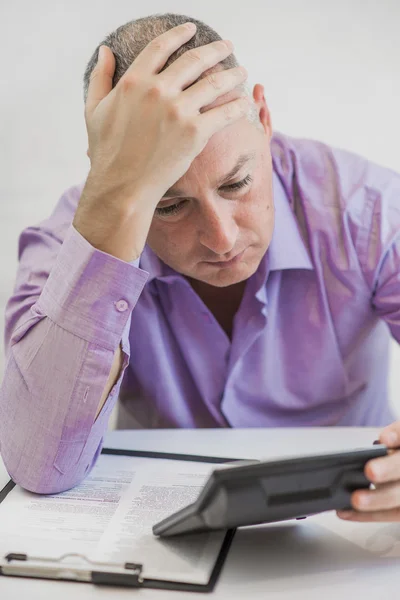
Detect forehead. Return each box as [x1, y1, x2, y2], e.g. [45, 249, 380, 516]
[186, 115, 256, 176]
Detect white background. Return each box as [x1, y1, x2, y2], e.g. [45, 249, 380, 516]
[1, 0, 400, 422]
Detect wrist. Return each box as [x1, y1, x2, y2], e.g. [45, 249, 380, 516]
[73, 174, 161, 262]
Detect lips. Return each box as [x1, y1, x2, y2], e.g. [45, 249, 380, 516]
[204, 249, 245, 267]
[209, 255, 239, 264]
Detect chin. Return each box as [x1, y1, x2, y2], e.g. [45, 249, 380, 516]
[199, 259, 259, 288]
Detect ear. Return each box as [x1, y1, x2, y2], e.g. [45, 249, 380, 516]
[252, 84, 272, 136]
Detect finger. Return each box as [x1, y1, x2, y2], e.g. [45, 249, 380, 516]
[199, 96, 251, 138]
[180, 66, 247, 112]
[130, 22, 197, 75]
[162, 39, 235, 91]
[365, 449, 400, 485]
[337, 508, 400, 522]
[351, 481, 400, 512]
[379, 424, 399, 448]
[85, 45, 116, 122]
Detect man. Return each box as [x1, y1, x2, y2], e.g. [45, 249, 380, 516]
[1, 13, 400, 523]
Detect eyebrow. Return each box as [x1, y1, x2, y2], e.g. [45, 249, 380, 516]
[160, 152, 256, 199]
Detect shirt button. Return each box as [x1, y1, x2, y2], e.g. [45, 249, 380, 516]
[115, 299, 129, 312]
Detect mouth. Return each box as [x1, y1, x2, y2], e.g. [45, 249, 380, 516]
[203, 248, 246, 268]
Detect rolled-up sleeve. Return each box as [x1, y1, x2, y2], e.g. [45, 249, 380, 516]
[0, 184, 148, 494]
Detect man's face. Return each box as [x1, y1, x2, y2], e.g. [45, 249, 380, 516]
[146, 89, 274, 288]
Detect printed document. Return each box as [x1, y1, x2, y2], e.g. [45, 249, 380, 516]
[0, 454, 227, 584]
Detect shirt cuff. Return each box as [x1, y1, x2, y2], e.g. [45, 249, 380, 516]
[37, 224, 149, 350]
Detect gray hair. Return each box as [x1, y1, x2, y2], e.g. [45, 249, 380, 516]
[82, 12, 261, 127]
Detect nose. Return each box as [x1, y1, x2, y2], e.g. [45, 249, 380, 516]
[198, 201, 239, 256]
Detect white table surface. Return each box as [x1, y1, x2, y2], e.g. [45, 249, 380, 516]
[1, 426, 399, 599]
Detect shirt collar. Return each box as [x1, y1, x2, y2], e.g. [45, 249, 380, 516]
[140, 166, 313, 284]
[268, 169, 313, 272]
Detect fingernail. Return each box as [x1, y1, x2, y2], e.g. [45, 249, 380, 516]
[98, 46, 105, 61]
[337, 511, 353, 519]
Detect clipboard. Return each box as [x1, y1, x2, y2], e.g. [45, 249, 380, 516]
[0, 447, 242, 592]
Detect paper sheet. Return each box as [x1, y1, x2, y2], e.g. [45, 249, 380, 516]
[0, 454, 227, 584]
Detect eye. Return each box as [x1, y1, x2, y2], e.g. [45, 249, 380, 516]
[154, 175, 253, 218]
[222, 174, 253, 191]
[155, 199, 188, 217]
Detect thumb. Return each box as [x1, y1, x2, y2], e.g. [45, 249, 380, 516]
[85, 45, 115, 121]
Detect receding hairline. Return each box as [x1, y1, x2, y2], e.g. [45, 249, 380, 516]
[83, 13, 238, 102]
[82, 13, 261, 127]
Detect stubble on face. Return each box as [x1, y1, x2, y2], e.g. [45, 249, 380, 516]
[146, 95, 274, 288]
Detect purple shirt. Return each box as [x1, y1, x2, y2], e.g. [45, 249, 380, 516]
[1, 131, 400, 494]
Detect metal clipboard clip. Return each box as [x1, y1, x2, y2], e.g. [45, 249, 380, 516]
[2, 552, 144, 587]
